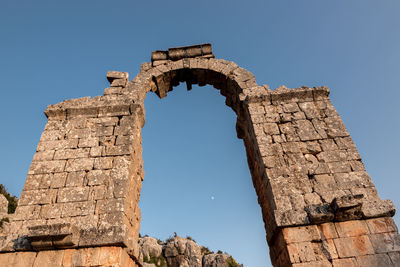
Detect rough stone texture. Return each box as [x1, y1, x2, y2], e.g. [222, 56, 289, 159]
[0, 194, 8, 215]
[0, 246, 138, 267]
[138, 236, 242, 267]
[1, 43, 398, 267]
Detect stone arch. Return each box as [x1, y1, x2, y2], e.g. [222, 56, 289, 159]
[1, 44, 399, 267]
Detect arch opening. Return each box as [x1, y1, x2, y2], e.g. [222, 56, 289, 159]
[140, 83, 270, 266]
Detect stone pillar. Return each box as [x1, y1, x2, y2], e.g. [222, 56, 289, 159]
[242, 85, 400, 266]
[0, 71, 142, 266]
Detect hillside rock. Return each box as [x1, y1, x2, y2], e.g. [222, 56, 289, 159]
[203, 254, 237, 267]
[140, 237, 163, 260]
[139, 235, 242, 267]
[164, 236, 202, 267]
[0, 194, 7, 215]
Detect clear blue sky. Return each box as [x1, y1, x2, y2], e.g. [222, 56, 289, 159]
[1, 1, 400, 266]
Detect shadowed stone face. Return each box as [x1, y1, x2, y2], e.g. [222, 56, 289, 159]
[0, 43, 399, 267]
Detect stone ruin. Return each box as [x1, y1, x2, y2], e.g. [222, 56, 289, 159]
[0, 43, 399, 266]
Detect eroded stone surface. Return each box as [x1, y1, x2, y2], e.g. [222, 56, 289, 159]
[1, 43, 398, 267]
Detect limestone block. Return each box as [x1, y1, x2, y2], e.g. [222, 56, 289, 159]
[52, 172, 68, 188]
[57, 187, 89, 203]
[65, 128, 91, 139]
[13, 205, 41, 220]
[366, 217, 398, 234]
[105, 145, 131, 156]
[362, 199, 396, 218]
[331, 194, 363, 221]
[318, 222, 338, 239]
[269, 176, 312, 196]
[319, 139, 338, 151]
[274, 209, 310, 227]
[295, 120, 321, 141]
[327, 161, 351, 173]
[94, 157, 113, 170]
[19, 189, 57, 205]
[78, 226, 127, 247]
[311, 174, 337, 193]
[28, 160, 66, 175]
[92, 126, 114, 137]
[87, 170, 110, 186]
[335, 220, 369, 237]
[356, 254, 393, 267]
[332, 258, 358, 267]
[369, 232, 400, 253]
[107, 71, 129, 82]
[0, 194, 8, 214]
[37, 139, 78, 151]
[54, 148, 90, 160]
[65, 158, 94, 172]
[98, 104, 130, 117]
[78, 137, 99, 148]
[282, 225, 321, 244]
[104, 86, 123, 95]
[65, 171, 86, 187]
[62, 201, 95, 217]
[96, 198, 125, 214]
[33, 250, 64, 267]
[89, 146, 104, 157]
[287, 241, 316, 263]
[389, 251, 400, 266]
[333, 235, 374, 257]
[40, 203, 63, 219]
[32, 150, 55, 161]
[305, 204, 334, 224]
[324, 116, 349, 138]
[312, 239, 338, 261]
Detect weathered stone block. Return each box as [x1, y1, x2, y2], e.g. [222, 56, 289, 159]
[65, 171, 86, 187]
[318, 222, 338, 239]
[40, 203, 63, 219]
[37, 139, 78, 151]
[366, 217, 398, 234]
[107, 71, 129, 82]
[19, 189, 57, 205]
[57, 187, 89, 203]
[334, 235, 374, 257]
[282, 225, 320, 244]
[87, 170, 110, 186]
[332, 258, 358, 267]
[287, 241, 316, 263]
[33, 250, 64, 267]
[335, 220, 369, 237]
[93, 157, 114, 170]
[54, 148, 90, 160]
[369, 232, 400, 253]
[65, 158, 94, 172]
[96, 198, 125, 214]
[52, 172, 68, 188]
[28, 160, 66, 175]
[32, 150, 55, 162]
[356, 254, 393, 267]
[62, 201, 95, 217]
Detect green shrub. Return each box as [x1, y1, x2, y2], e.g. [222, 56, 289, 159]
[201, 246, 213, 255]
[0, 217, 9, 228]
[226, 256, 241, 267]
[186, 235, 196, 242]
[143, 254, 167, 267]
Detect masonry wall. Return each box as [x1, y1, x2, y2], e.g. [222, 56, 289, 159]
[0, 44, 399, 266]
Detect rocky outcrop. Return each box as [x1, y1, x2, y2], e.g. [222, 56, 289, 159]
[139, 235, 242, 267]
